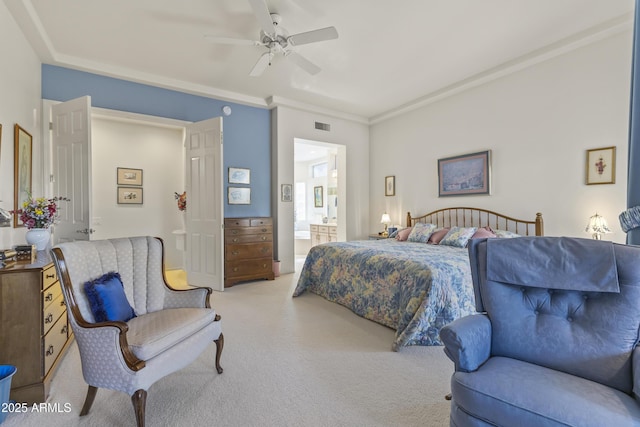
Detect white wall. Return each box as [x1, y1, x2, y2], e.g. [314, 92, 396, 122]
[272, 106, 369, 274]
[91, 116, 185, 268]
[370, 31, 633, 243]
[0, 3, 42, 248]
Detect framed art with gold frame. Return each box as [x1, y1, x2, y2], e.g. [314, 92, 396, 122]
[14, 124, 32, 227]
[586, 146, 615, 185]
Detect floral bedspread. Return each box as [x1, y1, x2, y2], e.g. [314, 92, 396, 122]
[293, 239, 475, 350]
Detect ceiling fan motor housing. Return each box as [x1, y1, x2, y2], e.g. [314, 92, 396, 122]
[260, 13, 289, 49]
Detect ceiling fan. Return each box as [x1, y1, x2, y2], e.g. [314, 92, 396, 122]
[205, 0, 338, 77]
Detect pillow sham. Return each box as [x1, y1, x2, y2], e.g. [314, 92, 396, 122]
[494, 229, 521, 238]
[407, 223, 437, 243]
[440, 226, 477, 248]
[428, 227, 450, 244]
[84, 271, 136, 323]
[395, 227, 413, 241]
[471, 227, 497, 239]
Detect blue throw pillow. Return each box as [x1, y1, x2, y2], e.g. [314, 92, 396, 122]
[84, 272, 136, 322]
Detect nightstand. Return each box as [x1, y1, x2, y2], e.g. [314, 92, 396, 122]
[368, 234, 389, 240]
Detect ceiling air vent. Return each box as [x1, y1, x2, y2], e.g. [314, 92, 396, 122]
[315, 121, 330, 131]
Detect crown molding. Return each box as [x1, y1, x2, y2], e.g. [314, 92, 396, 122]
[266, 96, 369, 125]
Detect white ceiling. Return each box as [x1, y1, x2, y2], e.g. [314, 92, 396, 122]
[5, 0, 635, 122]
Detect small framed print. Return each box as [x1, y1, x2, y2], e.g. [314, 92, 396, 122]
[586, 146, 616, 185]
[117, 167, 143, 186]
[314, 186, 323, 208]
[228, 187, 251, 204]
[117, 187, 143, 204]
[281, 184, 292, 202]
[385, 176, 395, 196]
[228, 167, 250, 184]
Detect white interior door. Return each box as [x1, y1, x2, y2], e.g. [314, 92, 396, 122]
[51, 96, 92, 243]
[185, 117, 224, 291]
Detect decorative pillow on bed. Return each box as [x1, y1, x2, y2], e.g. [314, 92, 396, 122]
[471, 226, 497, 239]
[428, 228, 450, 244]
[395, 227, 413, 241]
[494, 229, 521, 238]
[407, 223, 438, 243]
[440, 226, 477, 248]
[84, 272, 136, 323]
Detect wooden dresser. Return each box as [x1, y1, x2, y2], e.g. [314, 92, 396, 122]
[224, 217, 275, 287]
[0, 252, 73, 404]
[310, 224, 337, 247]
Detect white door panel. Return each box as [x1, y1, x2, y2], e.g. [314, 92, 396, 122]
[185, 117, 223, 291]
[51, 96, 92, 243]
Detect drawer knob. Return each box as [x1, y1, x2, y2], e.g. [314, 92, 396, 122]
[261, 236, 267, 241]
[231, 251, 239, 256]
[261, 228, 267, 232]
[233, 267, 239, 272]
[46, 273, 55, 279]
[46, 345, 54, 356]
[233, 238, 239, 243]
[260, 248, 269, 254]
[231, 230, 239, 235]
[60, 300, 66, 306]
[263, 264, 268, 268]
[45, 293, 53, 302]
[61, 325, 68, 334]
[45, 313, 53, 324]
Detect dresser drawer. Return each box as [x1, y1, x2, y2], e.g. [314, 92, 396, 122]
[224, 218, 250, 227]
[250, 218, 272, 227]
[42, 281, 62, 311]
[43, 293, 66, 336]
[226, 242, 273, 260]
[225, 225, 272, 237]
[225, 258, 272, 278]
[42, 265, 58, 290]
[226, 233, 272, 244]
[43, 315, 68, 375]
[310, 224, 319, 232]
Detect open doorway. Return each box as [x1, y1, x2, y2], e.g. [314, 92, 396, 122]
[294, 138, 345, 257]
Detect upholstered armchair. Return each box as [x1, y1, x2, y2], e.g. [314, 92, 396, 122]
[51, 236, 223, 427]
[441, 237, 640, 426]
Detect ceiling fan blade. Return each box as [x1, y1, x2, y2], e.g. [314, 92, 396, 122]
[247, 0, 275, 35]
[286, 52, 321, 75]
[250, 52, 273, 77]
[288, 26, 338, 46]
[204, 35, 262, 46]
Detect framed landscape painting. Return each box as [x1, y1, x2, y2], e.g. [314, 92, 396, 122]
[438, 150, 491, 197]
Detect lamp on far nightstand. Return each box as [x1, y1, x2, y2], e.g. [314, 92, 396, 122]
[380, 212, 391, 236]
[585, 212, 611, 240]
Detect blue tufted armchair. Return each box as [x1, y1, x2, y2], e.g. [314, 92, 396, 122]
[440, 237, 640, 426]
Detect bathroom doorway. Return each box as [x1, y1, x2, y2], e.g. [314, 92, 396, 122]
[294, 138, 344, 257]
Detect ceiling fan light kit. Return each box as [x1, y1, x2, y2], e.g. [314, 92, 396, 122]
[205, 0, 338, 77]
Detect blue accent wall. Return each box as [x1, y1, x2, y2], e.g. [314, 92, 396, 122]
[42, 64, 271, 217]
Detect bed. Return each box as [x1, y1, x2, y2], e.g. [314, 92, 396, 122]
[293, 207, 544, 350]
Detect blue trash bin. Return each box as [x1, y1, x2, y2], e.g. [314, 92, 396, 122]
[0, 365, 17, 424]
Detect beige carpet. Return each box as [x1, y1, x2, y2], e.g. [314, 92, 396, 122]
[3, 266, 453, 427]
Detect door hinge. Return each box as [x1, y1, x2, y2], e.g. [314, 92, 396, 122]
[49, 122, 53, 131]
[49, 174, 54, 183]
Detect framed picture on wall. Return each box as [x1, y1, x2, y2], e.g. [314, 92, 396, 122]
[385, 176, 395, 196]
[229, 167, 250, 184]
[314, 186, 323, 208]
[117, 187, 143, 204]
[228, 187, 251, 204]
[438, 150, 491, 197]
[14, 124, 32, 227]
[117, 167, 143, 186]
[586, 146, 616, 185]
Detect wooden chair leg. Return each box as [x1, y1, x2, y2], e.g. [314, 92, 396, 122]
[215, 333, 224, 374]
[79, 385, 98, 416]
[131, 389, 147, 427]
